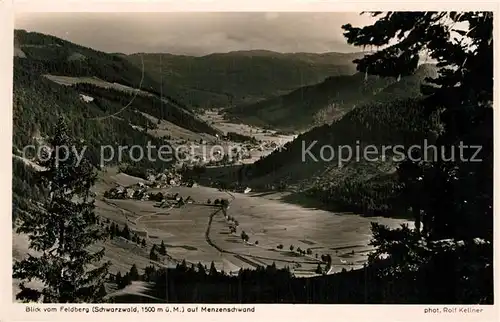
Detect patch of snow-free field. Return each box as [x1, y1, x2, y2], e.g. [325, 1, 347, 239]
[43, 74, 152, 96]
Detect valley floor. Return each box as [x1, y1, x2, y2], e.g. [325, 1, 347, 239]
[12, 167, 412, 301]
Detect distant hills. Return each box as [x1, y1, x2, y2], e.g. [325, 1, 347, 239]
[126, 50, 366, 109]
[226, 64, 438, 131]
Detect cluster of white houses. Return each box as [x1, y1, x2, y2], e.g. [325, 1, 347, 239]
[104, 168, 197, 206]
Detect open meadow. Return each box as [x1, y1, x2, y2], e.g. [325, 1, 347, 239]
[88, 172, 412, 278]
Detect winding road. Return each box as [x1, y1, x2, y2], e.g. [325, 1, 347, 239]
[103, 186, 365, 275]
[203, 190, 327, 272]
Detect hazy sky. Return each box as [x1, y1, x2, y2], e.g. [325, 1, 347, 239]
[15, 12, 375, 55]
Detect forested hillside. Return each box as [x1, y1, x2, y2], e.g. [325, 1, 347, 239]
[126, 51, 365, 109]
[14, 30, 220, 135]
[15, 29, 163, 95]
[226, 64, 438, 131]
[12, 61, 176, 223]
[245, 97, 441, 217]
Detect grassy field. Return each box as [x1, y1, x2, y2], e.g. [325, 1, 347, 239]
[94, 171, 411, 277]
[165, 185, 410, 276]
[43, 74, 152, 96]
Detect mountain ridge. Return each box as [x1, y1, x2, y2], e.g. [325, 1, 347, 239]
[126, 51, 365, 109]
[225, 63, 439, 131]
